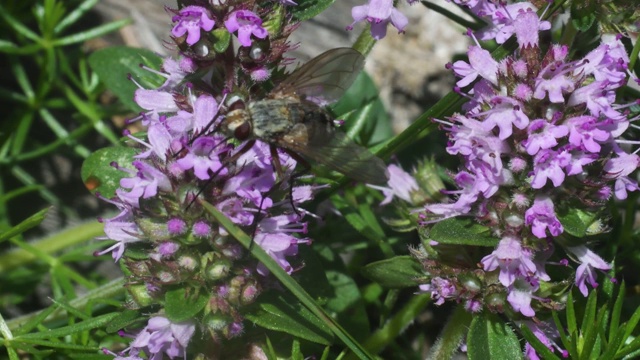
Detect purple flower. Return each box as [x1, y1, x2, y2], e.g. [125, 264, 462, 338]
[479, 97, 530, 140]
[176, 136, 228, 180]
[565, 115, 610, 153]
[450, 45, 499, 87]
[348, 0, 408, 40]
[530, 149, 571, 189]
[95, 208, 143, 262]
[118, 161, 172, 207]
[419, 277, 457, 305]
[567, 245, 611, 296]
[171, 6, 215, 45]
[369, 164, 418, 205]
[129, 316, 196, 359]
[255, 215, 309, 275]
[481, 236, 536, 287]
[524, 196, 563, 239]
[507, 277, 537, 317]
[167, 95, 219, 135]
[522, 119, 568, 156]
[224, 10, 268, 47]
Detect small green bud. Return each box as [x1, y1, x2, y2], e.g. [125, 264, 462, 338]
[126, 284, 154, 307]
[206, 260, 231, 281]
[136, 217, 172, 242]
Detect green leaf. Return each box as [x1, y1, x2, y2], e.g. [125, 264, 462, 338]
[16, 313, 119, 340]
[429, 218, 498, 247]
[164, 287, 209, 322]
[105, 309, 145, 333]
[361, 256, 423, 288]
[333, 72, 393, 146]
[81, 146, 137, 198]
[467, 314, 523, 360]
[88, 46, 164, 111]
[556, 208, 598, 238]
[245, 291, 334, 345]
[570, 0, 596, 31]
[290, 0, 336, 21]
[0, 208, 49, 243]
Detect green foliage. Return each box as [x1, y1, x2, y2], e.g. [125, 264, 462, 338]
[80, 146, 137, 198]
[521, 281, 640, 360]
[428, 218, 499, 247]
[88, 46, 164, 112]
[467, 313, 523, 360]
[361, 256, 424, 288]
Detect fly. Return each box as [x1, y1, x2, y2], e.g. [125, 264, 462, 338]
[222, 48, 389, 185]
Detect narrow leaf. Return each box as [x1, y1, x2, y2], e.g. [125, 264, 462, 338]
[429, 218, 499, 247]
[245, 291, 333, 345]
[0, 208, 49, 243]
[16, 313, 119, 340]
[361, 256, 424, 288]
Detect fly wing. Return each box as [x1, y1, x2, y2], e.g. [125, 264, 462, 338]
[276, 122, 389, 185]
[274, 48, 365, 104]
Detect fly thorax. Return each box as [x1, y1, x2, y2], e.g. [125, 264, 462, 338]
[224, 110, 252, 140]
[249, 100, 301, 140]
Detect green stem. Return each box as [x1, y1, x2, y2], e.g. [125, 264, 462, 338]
[0, 221, 104, 272]
[352, 24, 376, 56]
[6, 277, 126, 330]
[628, 32, 640, 72]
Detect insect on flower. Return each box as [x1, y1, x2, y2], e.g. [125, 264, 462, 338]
[223, 48, 390, 185]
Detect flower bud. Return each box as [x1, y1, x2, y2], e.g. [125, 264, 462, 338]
[206, 260, 231, 281]
[126, 284, 154, 307]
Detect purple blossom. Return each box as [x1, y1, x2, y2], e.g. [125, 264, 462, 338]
[522, 119, 568, 156]
[507, 277, 537, 317]
[530, 149, 571, 189]
[171, 6, 215, 45]
[481, 236, 536, 287]
[565, 115, 610, 153]
[419, 277, 457, 305]
[450, 45, 499, 87]
[524, 196, 563, 239]
[224, 10, 268, 47]
[369, 164, 418, 205]
[118, 161, 172, 207]
[533, 64, 575, 103]
[167, 95, 219, 135]
[176, 136, 228, 180]
[476, 2, 549, 45]
[348, 0, 408, 40]
[567, 246, 611, 296]
[128, 316, 196, 359]
[95, 208, 143, 261]
[479, 97, 530, 140]
[513, 9, 549, 48]
[255, 215, 309, 275]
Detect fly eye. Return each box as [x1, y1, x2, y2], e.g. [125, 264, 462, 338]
[234, 121, 251, 140]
